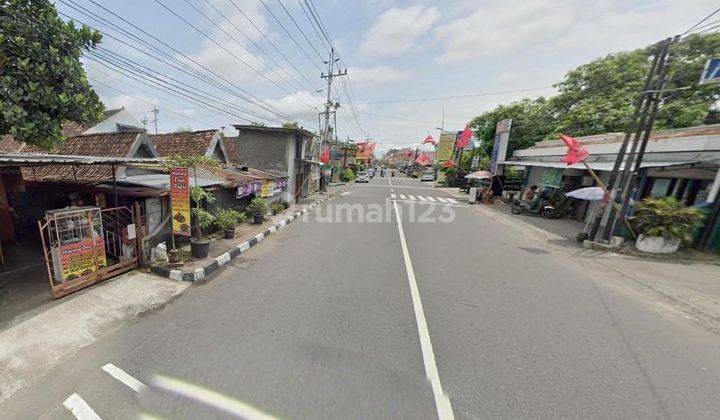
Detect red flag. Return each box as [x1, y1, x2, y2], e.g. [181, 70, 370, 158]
[560, 134, 589, 165]
[405, 149, 414, 158]
[441, 160, 455, 168]
[423, 135, 437, 146]
[456, 124, 472, 148]
[320, 146, 330, 164]
[416, 152, 429, 165]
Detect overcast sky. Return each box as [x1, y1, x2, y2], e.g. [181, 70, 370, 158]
[58, 0, 717, 155]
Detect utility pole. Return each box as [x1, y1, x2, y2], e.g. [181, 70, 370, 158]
[151, 106, 159, 134]
[589, 37, 676, 241]
[319, 48, 347, 190]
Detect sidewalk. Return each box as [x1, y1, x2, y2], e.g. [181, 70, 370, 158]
[470, 200, 720, 335]
[150, 185, 346, 281]
[0, 186, 345, 403]
[0, 271, 187, 401]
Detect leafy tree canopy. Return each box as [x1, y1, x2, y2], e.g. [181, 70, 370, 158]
[0, 0, 104, 149]
[470, 33, 720, 158]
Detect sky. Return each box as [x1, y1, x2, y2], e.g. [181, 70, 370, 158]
[56, 0, 718, 155]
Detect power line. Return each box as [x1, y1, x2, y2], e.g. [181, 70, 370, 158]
[682, 6, 720, 35]
[88, 76, 217, 129]
[359, 86, 555, 104]
[88, 47, 285, 123]
[151, 0, 310, 103]
[64, 0, 297, 122]
[296, 0, 331, 50]
[276, 0, 327, 60]
[258, 0, 324, 69]
[305, 0, 335, 49]
[226, 0, 320, 91]
[85, 53, 256, 123]
[357, 110, 463, 125]
[194, 0, 316, 93]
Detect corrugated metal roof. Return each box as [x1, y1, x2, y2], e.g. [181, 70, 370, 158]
[0, 153, 160, 166]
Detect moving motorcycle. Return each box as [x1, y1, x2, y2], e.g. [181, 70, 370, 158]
[511, 198, 556, 219]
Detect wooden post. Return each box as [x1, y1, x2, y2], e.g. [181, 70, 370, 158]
[582, 161, 636, 239]
[133, 201, 144, 266]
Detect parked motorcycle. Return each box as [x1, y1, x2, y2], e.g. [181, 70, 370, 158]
[511, 199, 556, 219]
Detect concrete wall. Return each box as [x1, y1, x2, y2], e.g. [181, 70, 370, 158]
[231, 131, 292, 174]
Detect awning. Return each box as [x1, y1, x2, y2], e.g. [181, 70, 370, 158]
[119, 174, 223, 190]
[502, 160, 700, 171]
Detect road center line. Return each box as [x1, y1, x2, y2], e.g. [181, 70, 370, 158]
[392, 200, 454, 420]
[388, 177, 393, 187]
[63, 393, 102, 420]
[102, 363, 147, 393]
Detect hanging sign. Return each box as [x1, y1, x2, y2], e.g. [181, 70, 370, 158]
[236, 183, 254, 198]
[261, 180, 273, 197]
[170, 168, 191, 237]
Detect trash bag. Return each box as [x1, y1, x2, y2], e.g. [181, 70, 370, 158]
[154, 242, 168, 262]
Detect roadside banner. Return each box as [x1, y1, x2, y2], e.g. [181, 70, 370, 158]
[59, 236, 107, 281]
[170, 168, 191, 237]
[490, 119, 512, 175]
[437, 132, 456, 162]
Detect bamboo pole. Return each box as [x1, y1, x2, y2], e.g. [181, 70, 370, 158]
[581, 161, 636, 239]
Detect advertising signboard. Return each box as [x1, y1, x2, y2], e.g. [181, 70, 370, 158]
[58, 237, 107, 281]
[490, 118, 512, 175]
[170, 168, 191, 236]
[437, 132, 456, 162]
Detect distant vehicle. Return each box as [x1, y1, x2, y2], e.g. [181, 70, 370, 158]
[421, 171, 435, 181]
[356, 171, 370, 183]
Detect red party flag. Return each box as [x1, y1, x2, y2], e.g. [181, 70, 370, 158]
[441, 160, 455, 168]
[423, 135, 437, 146]
[560, 134, 589, 165]
[405, 149, 414, 158]
[456, 124, 472, 148]
[320, 146, 330, 164]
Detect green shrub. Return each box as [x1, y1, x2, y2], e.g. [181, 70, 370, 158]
[215, 208, 244, 230]
[278, 199, 291, 209]
[247, 197, 268, 215]
[270, 201, 285, 215]
[341, 168, 355, 182]
[630, 197, 704, 244]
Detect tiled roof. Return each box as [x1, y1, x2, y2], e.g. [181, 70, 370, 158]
[150, 130, 218, 157]
[61, 121, 88, 138]
[22, 132, 143, 183]
[0, 135, 25, 153]
[530, 124, 720, 150]
[221, 136, 241, 163]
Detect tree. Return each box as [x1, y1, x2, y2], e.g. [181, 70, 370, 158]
[470, 97, 556, 158]
[282, 121, 299, 129]
[0, 0, 104, 149]
[174, 125, 193, 132]
[469, 33, 720, 156]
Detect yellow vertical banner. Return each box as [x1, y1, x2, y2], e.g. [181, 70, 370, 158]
[437, 132, 456, 162]
[170, 168, 191, 236]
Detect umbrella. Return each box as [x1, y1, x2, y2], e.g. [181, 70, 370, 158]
[565, 187, 606, 201]
[464, 170, 492, 180]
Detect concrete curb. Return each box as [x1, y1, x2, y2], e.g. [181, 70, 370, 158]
[149, 195, 333, 282]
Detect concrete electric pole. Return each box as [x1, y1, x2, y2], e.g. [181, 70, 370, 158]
[151, 106, 159, 134]
[320, 48, 346, 190]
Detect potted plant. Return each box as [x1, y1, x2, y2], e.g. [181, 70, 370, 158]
[190, 186, 216, 258]
[215, 208, 246, 239]
[270, 201, 285, 215]
[248, 197, 268, 224]
[630, 197, 704, 254]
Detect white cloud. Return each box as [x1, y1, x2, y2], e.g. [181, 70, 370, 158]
[359, 4, 440, 58]
[264, 91, 323, 125]
[434, 0, 717, 63]
[347, 66, 412, 87]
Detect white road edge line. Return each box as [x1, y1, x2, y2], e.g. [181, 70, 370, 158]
[63, 393, 102, 420]
[388, 177, 393, 187]
[151, 374, 278, 420]
[392, 200, 455, 420]
[102, 363, 147, 393]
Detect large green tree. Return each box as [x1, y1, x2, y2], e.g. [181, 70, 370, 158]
[470, 97, 556, 157]
[470, 33, 720, 156]
[0, 0, 103, 149]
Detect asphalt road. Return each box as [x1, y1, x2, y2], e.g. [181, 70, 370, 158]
[3, 175, 720, 419]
